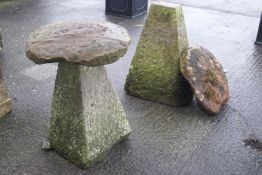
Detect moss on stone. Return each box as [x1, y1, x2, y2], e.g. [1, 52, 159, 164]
[0, 28, 2, 51]
[204, 88, 214, 100]
[125, 3, 193, 106]
[49, 62, 131, 169]
[180, 45, 230, 114]
[49, 62, 87, 167]
[205, 69, 219, 87]
[0, 69, 12, 117]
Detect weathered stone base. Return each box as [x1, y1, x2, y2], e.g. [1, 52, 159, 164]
[0, 28, 3, 52]
[49, 62, 131, 169]
[125, 2, 193, 106]
[0, 98, 12, 117]
[0, 69, 12, 117]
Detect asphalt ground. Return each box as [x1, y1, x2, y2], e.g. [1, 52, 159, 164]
[0, 0, 261, 174]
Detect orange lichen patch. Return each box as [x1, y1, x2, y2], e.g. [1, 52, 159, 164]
[180, 45, 229, 114]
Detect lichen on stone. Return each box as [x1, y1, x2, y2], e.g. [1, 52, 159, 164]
[49, 62, 131, 169]
[25, 20, 131, 66]
[205, 69, 219, 87]
[180, 45, 229, 114]
[125, 3, 193, 106]
[0, 28, 2, 51]
[0, 68, 12, 117]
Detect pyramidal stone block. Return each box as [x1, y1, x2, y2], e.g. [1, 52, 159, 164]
[0, 69, 12, 117]
[125, 2, 193, 106]
[0, 28, 3, 51]
[49, 62, 131, 169]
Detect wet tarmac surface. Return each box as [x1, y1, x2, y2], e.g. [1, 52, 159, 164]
[0, 0, 262, 174]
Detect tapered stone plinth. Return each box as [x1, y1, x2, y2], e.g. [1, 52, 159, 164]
[0, 29, 12, 117]
[26, 20, 131, 169]
[0, 28, 3, 51]
[50, 62, 131, 169]
[0, 69, 12, 117]
[125, 2, 193, 106]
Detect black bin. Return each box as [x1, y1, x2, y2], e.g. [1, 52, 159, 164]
[255, 13, 262, 45]
[106, 0, 148, 18]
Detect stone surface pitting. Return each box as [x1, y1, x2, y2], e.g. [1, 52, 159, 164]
[1, 0, 262, 174]
[25, 20, 132, 169]
[125, 2, 193, 106]
[49, 62, 131, 169]
[26, 20, 131, 66]
[180, 45, 229, 114]
[0, 69, 12, 117]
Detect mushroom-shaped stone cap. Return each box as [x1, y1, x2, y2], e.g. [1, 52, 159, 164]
[180, 45, 229, 114]
[26, 20, 131, 66]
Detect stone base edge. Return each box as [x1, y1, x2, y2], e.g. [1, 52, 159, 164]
[0, 98, 12, 117]
[51, 131, 131, 169]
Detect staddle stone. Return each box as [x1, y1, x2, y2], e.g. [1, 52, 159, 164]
[125, 2, 193, 106]
[26, 20, 130, 66]
[0, 69, 12, 117]
[25, 20, 132, 169]
[50, 63, 131, 169]
[180, 45, 229, 114]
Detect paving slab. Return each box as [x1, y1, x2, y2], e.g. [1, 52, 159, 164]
[0, 0, 262, 174]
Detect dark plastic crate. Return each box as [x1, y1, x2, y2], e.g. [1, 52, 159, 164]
[255, 13, 262, 45]
[106, 0, 148, 18]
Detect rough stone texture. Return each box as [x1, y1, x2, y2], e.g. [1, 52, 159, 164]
[125, 2, 193, 106]
[180, 45, 230, 114]
[0, 69, 12, 117]
[0, 28, 3, 51]
[1, 0, 262, 174]
[49, 62, 131, 169]
[26, 20, 130, 66]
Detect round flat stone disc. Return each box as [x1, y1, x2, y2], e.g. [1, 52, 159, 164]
[180, 45, 229, 114]
[26, 20, 130, 66]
